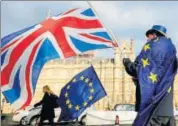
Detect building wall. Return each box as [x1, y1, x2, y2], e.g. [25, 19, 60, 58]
[174, 74, 178, 107]
[1, 40, 178, 113]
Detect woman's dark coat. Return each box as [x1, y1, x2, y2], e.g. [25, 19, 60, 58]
[34, 93, 55, 119]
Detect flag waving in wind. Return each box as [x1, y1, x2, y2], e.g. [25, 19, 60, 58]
[57, 65, 107, 121]
[1, 8, 117, 110]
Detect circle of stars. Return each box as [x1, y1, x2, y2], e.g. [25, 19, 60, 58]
[64, 76, 94, 111]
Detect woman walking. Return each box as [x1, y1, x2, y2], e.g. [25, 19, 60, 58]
[34, 85, 58, 126]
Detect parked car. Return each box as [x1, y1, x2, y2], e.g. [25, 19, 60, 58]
[12, 106, 33, 125]
[174, 107, 178, 125]
[84, 104, 137, 125]
[25, 105, 95, 126]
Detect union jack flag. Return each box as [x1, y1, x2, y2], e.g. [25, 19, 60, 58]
[1, 8, 117, 110]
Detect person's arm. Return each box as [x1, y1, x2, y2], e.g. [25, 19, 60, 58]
[34, 93, 46, 107]
[123, 58, 138, 78]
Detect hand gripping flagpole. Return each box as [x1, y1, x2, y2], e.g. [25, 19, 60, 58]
[87, 1, 123, 57]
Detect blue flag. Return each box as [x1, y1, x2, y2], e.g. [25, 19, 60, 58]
[57, 65, 107, 121]
[133, 37, 177, 125]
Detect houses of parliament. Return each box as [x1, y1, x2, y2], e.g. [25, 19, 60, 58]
[1, 39, 178, 113]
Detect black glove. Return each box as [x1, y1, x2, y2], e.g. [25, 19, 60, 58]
[34, 104, 37, 108]
[123, 58, 131, 67]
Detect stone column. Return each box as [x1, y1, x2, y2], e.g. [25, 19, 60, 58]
[113, 47, 122, 106]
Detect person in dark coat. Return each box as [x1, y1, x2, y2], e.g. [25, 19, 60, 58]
[34, 85, 57, 126]
[123, 25, 177, 125]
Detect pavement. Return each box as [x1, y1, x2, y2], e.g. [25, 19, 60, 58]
[2, 114, 178, 126]
[1, 114, 131, 126]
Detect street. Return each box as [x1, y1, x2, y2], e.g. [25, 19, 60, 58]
[1, 114, 131, 126]
[2, 114, 178, 126]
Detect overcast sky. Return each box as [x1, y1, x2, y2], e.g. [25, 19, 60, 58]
[1, 1, 178, 58]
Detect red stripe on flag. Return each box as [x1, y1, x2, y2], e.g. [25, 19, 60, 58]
[79, 33, 115, 46]
[61, 17, 103, 29]
[55, 18, 104, 57]
[113, 42, 119, 47]
[20, 41, 41, 110]
[41, 18, 76, 58]
[1, 27, 46, 87]
[52, 28, 76, 58]
[40, 17, 103, 58]
[2, 37, 22, 53]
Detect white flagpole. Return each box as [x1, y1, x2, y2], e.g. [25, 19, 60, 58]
[46, 9, 51, 19]
[87, 1, 123, 55]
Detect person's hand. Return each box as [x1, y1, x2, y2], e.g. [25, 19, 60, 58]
[33, 104, 37, 108]
[123, 58, 131, 67]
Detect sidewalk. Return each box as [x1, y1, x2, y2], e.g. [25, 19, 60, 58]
[1, 114, 131, 126]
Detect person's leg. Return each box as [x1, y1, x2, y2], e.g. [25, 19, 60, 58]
[157, 116, 170, 126]
[48, 118, 54, 126]
[167, 116, 176, 126]
[148, 116, 173, 126]
[38, 117, 45, 126]
[148, 116, 162, 126]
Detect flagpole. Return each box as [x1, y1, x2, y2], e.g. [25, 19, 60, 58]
[87, 1, 123, 55]
[46, 9, 51, 19]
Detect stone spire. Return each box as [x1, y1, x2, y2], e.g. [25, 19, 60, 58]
[130, 38, 134, 52]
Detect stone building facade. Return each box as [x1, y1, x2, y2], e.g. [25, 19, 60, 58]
[1, 39, 178, 113]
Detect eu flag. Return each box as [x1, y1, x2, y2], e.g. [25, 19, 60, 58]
[133, 37, 177, 125]
[57, 65, 107, 121]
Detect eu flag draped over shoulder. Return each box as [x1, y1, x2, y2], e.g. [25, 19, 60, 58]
[133, 36, 177, 125]
[57, 65, 107, 121]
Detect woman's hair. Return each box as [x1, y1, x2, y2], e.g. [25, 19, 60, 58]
[43, 85, 53, 94]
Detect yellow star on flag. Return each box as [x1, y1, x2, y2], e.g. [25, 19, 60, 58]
[67, 85, 70, 90]
[89, 82, 93, 87]
[72, 78, 76, 83]
[148, 72, 158, 83]
[83, 102, 87, 107]
[89, 96, 93, 100]
[167, 87, 172, 93]
[66, 99, 70, 105]
[75, 105, 80, 110]
[80, 76, 84, 80]
[144, 44, 150, 51]
[65, 92, 68, 97]
[141, 58, 150, 68]
[68, 103, 72, 109]
[85, 78, 89, 83]
[90, 88, 94, 93]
